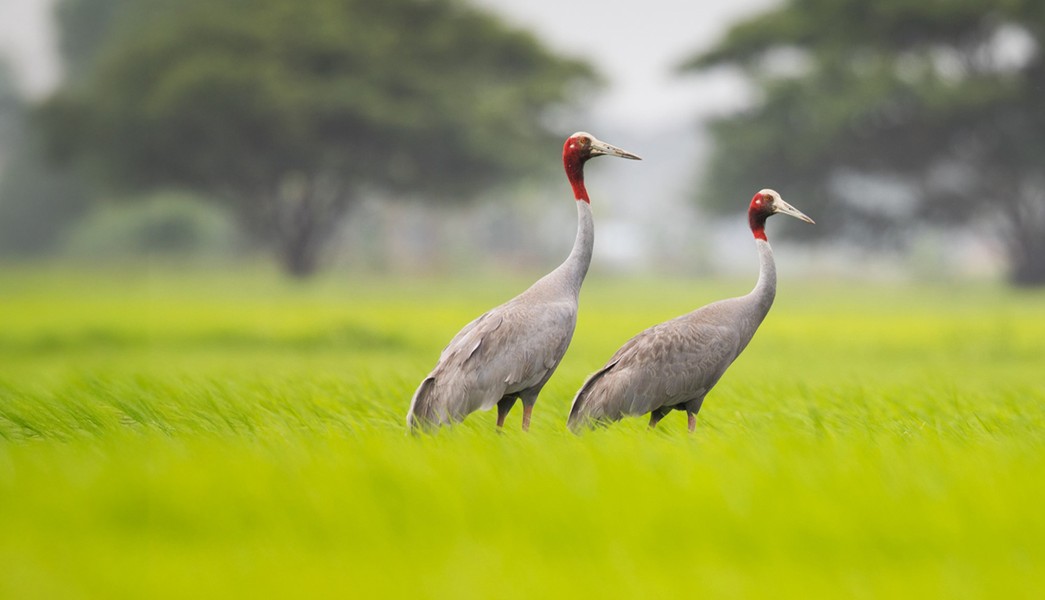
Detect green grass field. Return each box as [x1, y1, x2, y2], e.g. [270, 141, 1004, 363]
[1, 264, 1043, 599]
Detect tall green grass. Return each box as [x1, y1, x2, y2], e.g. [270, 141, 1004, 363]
[1, 265, 1043, 598]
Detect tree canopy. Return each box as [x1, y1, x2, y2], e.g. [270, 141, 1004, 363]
[43, 0, 596, 275]
[682, 0, 1045, 285]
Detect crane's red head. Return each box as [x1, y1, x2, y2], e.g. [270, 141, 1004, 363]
[748, 189, 815, 240]
[562, 131, 641, 203]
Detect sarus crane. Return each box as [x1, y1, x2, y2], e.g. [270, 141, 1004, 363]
[568, 189, 813, 433]
[407, 132, 641, 432]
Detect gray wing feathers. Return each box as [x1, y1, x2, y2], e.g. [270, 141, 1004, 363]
[568, 309, 746, 429]
[408, 299, 576, 430]
[406, 313, 501, 429]
[439, 312, 502, 363]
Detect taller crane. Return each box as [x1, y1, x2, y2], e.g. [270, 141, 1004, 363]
[408, 132, 641, 432]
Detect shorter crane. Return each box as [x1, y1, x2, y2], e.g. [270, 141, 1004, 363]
[568, 189, 813, 433]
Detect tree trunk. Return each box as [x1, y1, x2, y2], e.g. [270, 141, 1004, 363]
[1009, 233, 1045, 287]
[274, 172, 353, 278]
[281, 218, 323, 278]
[1011, 255, 1045, 286]
[1003, 186, 1045, 287]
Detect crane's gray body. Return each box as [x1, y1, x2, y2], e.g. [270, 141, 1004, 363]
[407, 202, 593, 430]
[568, 239, 776, 429]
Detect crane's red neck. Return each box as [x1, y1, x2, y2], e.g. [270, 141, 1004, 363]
[563, 138, 590, 203]
[748, 193, 773, 241]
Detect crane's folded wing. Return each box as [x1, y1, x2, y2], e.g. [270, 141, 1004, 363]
[575, 318, 742, 419]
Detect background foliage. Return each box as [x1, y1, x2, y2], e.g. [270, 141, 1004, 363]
[38, 0, 596, 275]
[683, 0, 1045, 285]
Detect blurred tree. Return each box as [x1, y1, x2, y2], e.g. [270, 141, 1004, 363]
[65, 191, 243, 259]
[41, 0, 595, 276]
[54, 0, 134, 84]
[682, 0, 1045, 286]
[0, 60, 20, 161]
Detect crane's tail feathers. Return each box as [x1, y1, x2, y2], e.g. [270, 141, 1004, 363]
[566, 412, 593, 433]
[407, 376, 441, 433]
[567, 365, 614, 433]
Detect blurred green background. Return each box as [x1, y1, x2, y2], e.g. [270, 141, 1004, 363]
[1, 0, 1044, 598]
[2, 0, 1043, 284]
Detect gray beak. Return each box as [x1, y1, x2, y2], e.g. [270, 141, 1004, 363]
[775, 199, 815, 224]
[589, 137, 642, 161]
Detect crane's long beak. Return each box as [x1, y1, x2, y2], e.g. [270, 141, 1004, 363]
[775, 199, 815, 224]
[590, 137, 642, 160]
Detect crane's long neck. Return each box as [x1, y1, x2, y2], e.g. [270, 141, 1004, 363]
[544, 151, 594, 296]
[555, 200, 594, 295]
[748, 238, 777, 318]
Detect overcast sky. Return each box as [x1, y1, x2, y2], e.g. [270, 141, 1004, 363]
[475, 0, 778, 128]
[0, 0, 61, 96]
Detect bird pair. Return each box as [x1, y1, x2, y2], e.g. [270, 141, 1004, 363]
[406, 132, 813, 434]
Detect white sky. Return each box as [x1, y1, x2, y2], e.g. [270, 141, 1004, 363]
[0, 0, 61, 97]
[473, 0, 778, 128]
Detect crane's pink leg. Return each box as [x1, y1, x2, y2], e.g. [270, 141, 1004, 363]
[685, 399, 704, 433]
[521, 404, 534, 431]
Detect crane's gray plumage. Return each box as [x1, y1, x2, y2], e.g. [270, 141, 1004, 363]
[407, 132, 640, 432]
[568, 189, 813, 432]
[408, 203, 590, 430]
